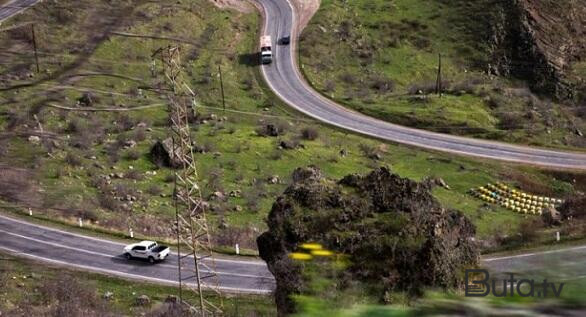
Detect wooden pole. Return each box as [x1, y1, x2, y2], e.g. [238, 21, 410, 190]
[31, 24, 40, 73]
[436, 53, 442, 96]
[218, 64, 226, 111]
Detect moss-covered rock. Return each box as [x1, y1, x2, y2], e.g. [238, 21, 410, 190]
[258, 166, 479, 315]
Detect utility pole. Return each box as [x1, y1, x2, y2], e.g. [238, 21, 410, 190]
[31, 24, 39, 73]
[218, 64, 226, 111]
[153, 45, 223, 316]
[435, 53, 442, 96]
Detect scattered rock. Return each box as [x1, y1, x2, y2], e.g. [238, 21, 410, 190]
[103, 291, 114, 300]
[213, 152, 222, 158]
[541, 206, 561, 226]
[165, 295, 178, 303]
[124, 140, 137, 148]
[229, 189, 242, 197]
[234, 205, 243, 212]
[265, 124, 280, 136]
[136, 122, 147, 128]
[435, 178, 451, 190]
[218, 219, 229, 229]
[210, 191, 225, 201]
[77, 92, 96, 107]
[339, 149, 348, 157]
[576, 129, 583, 137]
[135, 295, 151, 306]
[267, 175, 280, 184]
[279, 140, 302, 150]
[27, 135, 41, 144]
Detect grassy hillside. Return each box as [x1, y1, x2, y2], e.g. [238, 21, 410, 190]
[0, 0, 583, 254]
[299, 0, 585, 148]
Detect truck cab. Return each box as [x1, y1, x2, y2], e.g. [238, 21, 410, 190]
[124, 240, 170, 264]
[260, 35, 272, 64]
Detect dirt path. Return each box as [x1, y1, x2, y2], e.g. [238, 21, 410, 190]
[209, 0, 253, 13]
[289, 0, 320, 31]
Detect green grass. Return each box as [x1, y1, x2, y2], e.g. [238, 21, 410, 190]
[0, 0, 583, 254]
[299, 0, 585, 148]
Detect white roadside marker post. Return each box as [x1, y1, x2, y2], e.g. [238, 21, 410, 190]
[78, 218, 83, 227]
[129, 228, 134, 238]
[556, 231, 560, 242]
[28, 208, 32, 216]
[235, 244, 240, 255]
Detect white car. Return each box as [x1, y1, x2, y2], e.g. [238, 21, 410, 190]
[123, 241, 170, 263]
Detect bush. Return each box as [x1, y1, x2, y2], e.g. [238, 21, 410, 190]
[369, 75, 395, 94]
[256, 120, 288, 137]
[339, 72, 357, 85]
[164, 174, 175, 183]
[407, 81, 437, 95]
[98, 193, 119, 211]
[125, 170, 143, 180]
[300, 127, 319, 141]
[146, 185, 162, 196]
[39, 274, 111, 316]
[125, 149, 140, 161]
[65, 152, 82, 166]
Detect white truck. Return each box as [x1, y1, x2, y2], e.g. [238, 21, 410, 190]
[260, 35, 272, 64]
[123, 241, 170, 263]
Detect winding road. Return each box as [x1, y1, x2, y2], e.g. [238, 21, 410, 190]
[0, 0, 585, 297]
[0, 214, 275, 294]
[258, 0, 586, 170]
[0, 0, 38, 21]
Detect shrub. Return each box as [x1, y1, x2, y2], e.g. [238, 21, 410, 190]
[125, 149, 140, 161]
[369, 75, 395, 94]
[300, 127, 319, 141]
[125, 170, 143, 180]
[65, 152, 82, 166]
[146, 185, 162, 196]
[98, 193, 119, 211]
[339, 72, 357, 85]
[164, 174, 175, 183]
[407, 81, 437, 95]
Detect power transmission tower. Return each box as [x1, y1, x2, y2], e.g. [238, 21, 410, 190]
[153, 45, 223, 316]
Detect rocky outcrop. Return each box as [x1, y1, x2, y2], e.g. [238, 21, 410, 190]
[558, 194, 586, 220]
[258, 166, 478, 315]
[486, 0, 586, 100]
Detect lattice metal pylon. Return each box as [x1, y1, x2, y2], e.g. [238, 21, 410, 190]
[154, 45, 223, 316]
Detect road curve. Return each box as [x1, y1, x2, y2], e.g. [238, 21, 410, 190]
[0, 0, 39, 22]
[0, 214, 275, 294]
[257, 0, 586, 170]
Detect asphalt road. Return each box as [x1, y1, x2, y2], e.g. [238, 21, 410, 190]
[1, 0, 585, 297]
[0, 0, 39, 22]
[2, 212, 585, 295]
[484, 245, 586, 280]
[257, 0, 586, 170]
[0, 214, 275, 294]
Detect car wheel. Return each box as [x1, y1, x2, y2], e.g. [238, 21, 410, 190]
[124, 253, 132, 260]
[148, 256, 155, 264]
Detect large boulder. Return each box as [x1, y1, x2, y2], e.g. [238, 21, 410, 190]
[150, 138, 186, 168]
[258, 167, 478, 315]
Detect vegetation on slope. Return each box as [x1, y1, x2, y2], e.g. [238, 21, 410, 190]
[0, 0, 583, 254]
[299, 0, 585, 148]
